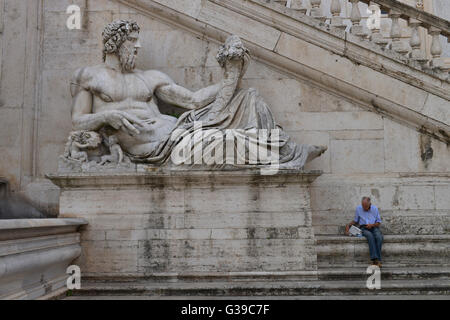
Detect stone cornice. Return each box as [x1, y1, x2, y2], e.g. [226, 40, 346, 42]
[118, 0, 450, 143]
[47, 169, 323, 189]
[0, 218, 87, 241]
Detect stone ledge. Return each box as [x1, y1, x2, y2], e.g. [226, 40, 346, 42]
[79, 266, 450, 282]
[0, 218, 87, 241]
[318, 266, 450, 281]
[316, 234, 450, 243]
[0, 218, 85, 299]
[0, 218, 87, 230]
[63, 278, 450, 297]
[47, 169, 323, 188]
[0, 233, 81, 257]
[83, 271, 319, 282]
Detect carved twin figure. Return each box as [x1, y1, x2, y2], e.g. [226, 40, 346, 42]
[64, 132, 125, 165]
[62, 20, 327, 170]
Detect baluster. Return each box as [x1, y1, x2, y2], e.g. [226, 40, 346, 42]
[429, 27, 444, 69]
[310, 0, 326, 22]
[369, 2, 388, 48]
[408, 18, 427, 65]
[273, 0, 287, 7]
[330, 0, 345, 30]
[272, 0, 288, 7]
[389, 10, 409, 55]
[291, 0, 307, 15]
[349, 0, 364, 37]
[415, 0, 424, 10]
[447, 38, 450, 73]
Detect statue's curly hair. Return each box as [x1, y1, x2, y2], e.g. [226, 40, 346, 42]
[102, 20, 140, 61]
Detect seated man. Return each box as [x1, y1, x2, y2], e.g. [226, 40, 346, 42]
[345, 197, 384, 268]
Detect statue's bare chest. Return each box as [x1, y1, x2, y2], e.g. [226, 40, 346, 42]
[93, 72, 154, 103]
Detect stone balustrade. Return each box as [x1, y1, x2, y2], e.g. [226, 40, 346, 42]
[273, 0, 450, 73]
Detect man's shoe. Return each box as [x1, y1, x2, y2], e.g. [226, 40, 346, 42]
[372, 260, 382, 268]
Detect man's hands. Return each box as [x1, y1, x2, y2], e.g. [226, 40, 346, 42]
[366, 224, 374, 230]
[345, 221, 357, 236]
[345, 224, 350, 236]
[103, 110, 151, 136]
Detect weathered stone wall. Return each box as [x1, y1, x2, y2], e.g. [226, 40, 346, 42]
[0, 0, 36, 198]
[0, 0, 448, 233]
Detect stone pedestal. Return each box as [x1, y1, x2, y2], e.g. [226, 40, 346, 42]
[48, 169, 321, 281]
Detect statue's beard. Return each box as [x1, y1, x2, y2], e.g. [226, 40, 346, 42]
[119, 46, 137, 72]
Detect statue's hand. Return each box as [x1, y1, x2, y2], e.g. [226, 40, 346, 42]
[103, 111, 146, 136]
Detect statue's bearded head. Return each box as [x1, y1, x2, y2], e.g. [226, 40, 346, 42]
[102, 20, 141, 72]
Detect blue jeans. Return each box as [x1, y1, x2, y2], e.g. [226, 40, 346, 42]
[361, 227, 383, 261]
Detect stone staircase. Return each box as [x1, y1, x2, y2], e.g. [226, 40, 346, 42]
[62, 234, 450, 298]
[314, 234, 450, 296]
[65, 278, 449, 297]
[316, 234, 450, 268]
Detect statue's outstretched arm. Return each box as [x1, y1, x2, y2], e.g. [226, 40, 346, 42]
[155, 82, 220, 110]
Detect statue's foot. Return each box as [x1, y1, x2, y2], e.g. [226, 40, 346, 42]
[306, 145, 328, 163]
[317, 145, 328, 155]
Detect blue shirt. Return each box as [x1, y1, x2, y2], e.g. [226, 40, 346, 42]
[354, 205, 381, 225]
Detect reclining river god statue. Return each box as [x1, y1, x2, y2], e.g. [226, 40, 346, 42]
[62, 20, 327, 172]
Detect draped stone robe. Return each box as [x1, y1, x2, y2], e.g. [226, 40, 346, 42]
[129, 87, 323, 170]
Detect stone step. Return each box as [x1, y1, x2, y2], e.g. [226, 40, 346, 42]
[318, 267, 450, 281]
[316, 235, 450, 268]
[68, 278, 450, 297]
[80, 266, 449, 283]
[63, 294, 450, 300]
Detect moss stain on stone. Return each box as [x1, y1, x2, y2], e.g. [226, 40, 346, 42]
[419, 134, 433, 169]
